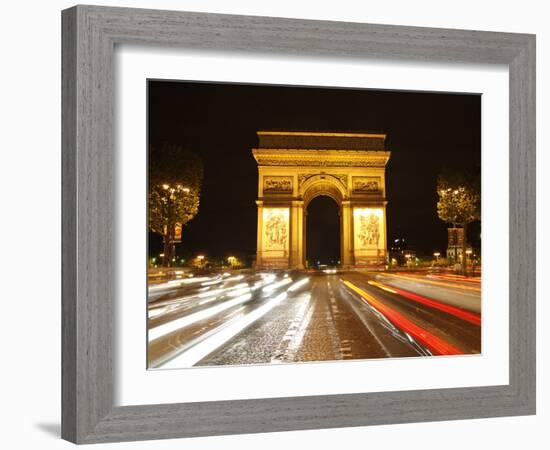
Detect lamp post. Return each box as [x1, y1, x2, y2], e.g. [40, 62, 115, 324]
[465, 249, 473, 276]
[197, 255, 205, 268]
[227, 256, 237, 267]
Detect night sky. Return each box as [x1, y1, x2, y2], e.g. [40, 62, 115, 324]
[148, 80, 481, 262]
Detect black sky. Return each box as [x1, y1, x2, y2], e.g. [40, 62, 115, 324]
[148, 80, 481, 260]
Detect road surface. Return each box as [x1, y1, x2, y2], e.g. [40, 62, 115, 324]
[147, 270, 481, 369]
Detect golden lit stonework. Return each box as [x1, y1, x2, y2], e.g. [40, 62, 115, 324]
[253, 131, 390, 269]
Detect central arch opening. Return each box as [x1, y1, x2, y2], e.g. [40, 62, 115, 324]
[306, 196, 341, 267]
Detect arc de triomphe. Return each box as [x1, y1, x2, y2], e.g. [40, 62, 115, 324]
[253, 131, 391, 269]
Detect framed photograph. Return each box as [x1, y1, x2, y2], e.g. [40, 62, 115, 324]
[62, 5, 535, 444]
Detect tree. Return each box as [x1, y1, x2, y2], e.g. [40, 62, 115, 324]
[436, 171, 480, 275]
[148, 143, 203, 267]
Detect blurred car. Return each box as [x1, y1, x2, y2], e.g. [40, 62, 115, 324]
[322, 266, 338, 275]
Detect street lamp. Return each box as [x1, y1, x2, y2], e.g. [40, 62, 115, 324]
[195, 255, 205, 269]
[464, 249, 473, 276]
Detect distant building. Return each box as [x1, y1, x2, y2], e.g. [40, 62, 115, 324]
[389, 237, 414, 266]
[446, 227, 472, 261]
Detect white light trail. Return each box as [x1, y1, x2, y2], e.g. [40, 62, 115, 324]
[198, 288, 224, 298]
[147, 306, 167, 318]
[260, 273, 276, 283]
[148, 282, 177, 292]
[201, 279, 223, 286]
[224, 275, 245, 282]
[150, 276, 214, 292]
[198, 282, 248, 299]
[262, 278, 292, 294]
[148, 293, 253, 341]
[161, 292, 288, 368]
[182, 277, 211, 284]
[227, 286, 251, 298]
[197, 296, 220, 305]
[287, 277, 309, 292]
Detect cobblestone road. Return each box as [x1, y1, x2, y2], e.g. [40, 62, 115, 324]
[148, 269, 481, 369]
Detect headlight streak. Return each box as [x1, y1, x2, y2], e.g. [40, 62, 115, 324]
[197, 296, 220, 305]
[181, 276, 211, 285]
[148, 275, 209, 291]
[287, 277, 310, 292]
[148, 292, 253, 342]
[147, 306, 167, 318]
[197, 282, 248, 299]
[227, 286, 251, 298]
[197, 288, 223, 298]
[158, 275, 313, 367]
[224, 275, 245, 282]
[262, 277, 292, 294]
[148, 282, 178, 292]
[201, 278, 223, 286]
[151, 277, 272, 317]
[161, 291, 289, 368]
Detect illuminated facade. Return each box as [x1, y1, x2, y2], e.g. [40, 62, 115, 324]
[253, 131, 390, 269]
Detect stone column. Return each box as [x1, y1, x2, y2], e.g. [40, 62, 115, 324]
[381, 202, 388, 262]
[255, 200, 263, 267]
[303, 209, 307, 268]
[341, 201, 354, 267]
[289, 200, 304, 269]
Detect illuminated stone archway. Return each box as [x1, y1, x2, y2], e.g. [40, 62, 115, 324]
[252, 131, 391, 269]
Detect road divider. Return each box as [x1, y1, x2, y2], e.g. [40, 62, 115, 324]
[367, 280, 481, 326]
[342, 280, 464, 356]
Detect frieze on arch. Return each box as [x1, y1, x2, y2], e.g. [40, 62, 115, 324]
[298, 173, 348, 190]
[253, 131, 391, 269]
[253, 155, 389, 168]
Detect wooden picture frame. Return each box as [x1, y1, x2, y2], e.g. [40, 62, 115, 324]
[62, 5, 536, 443]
